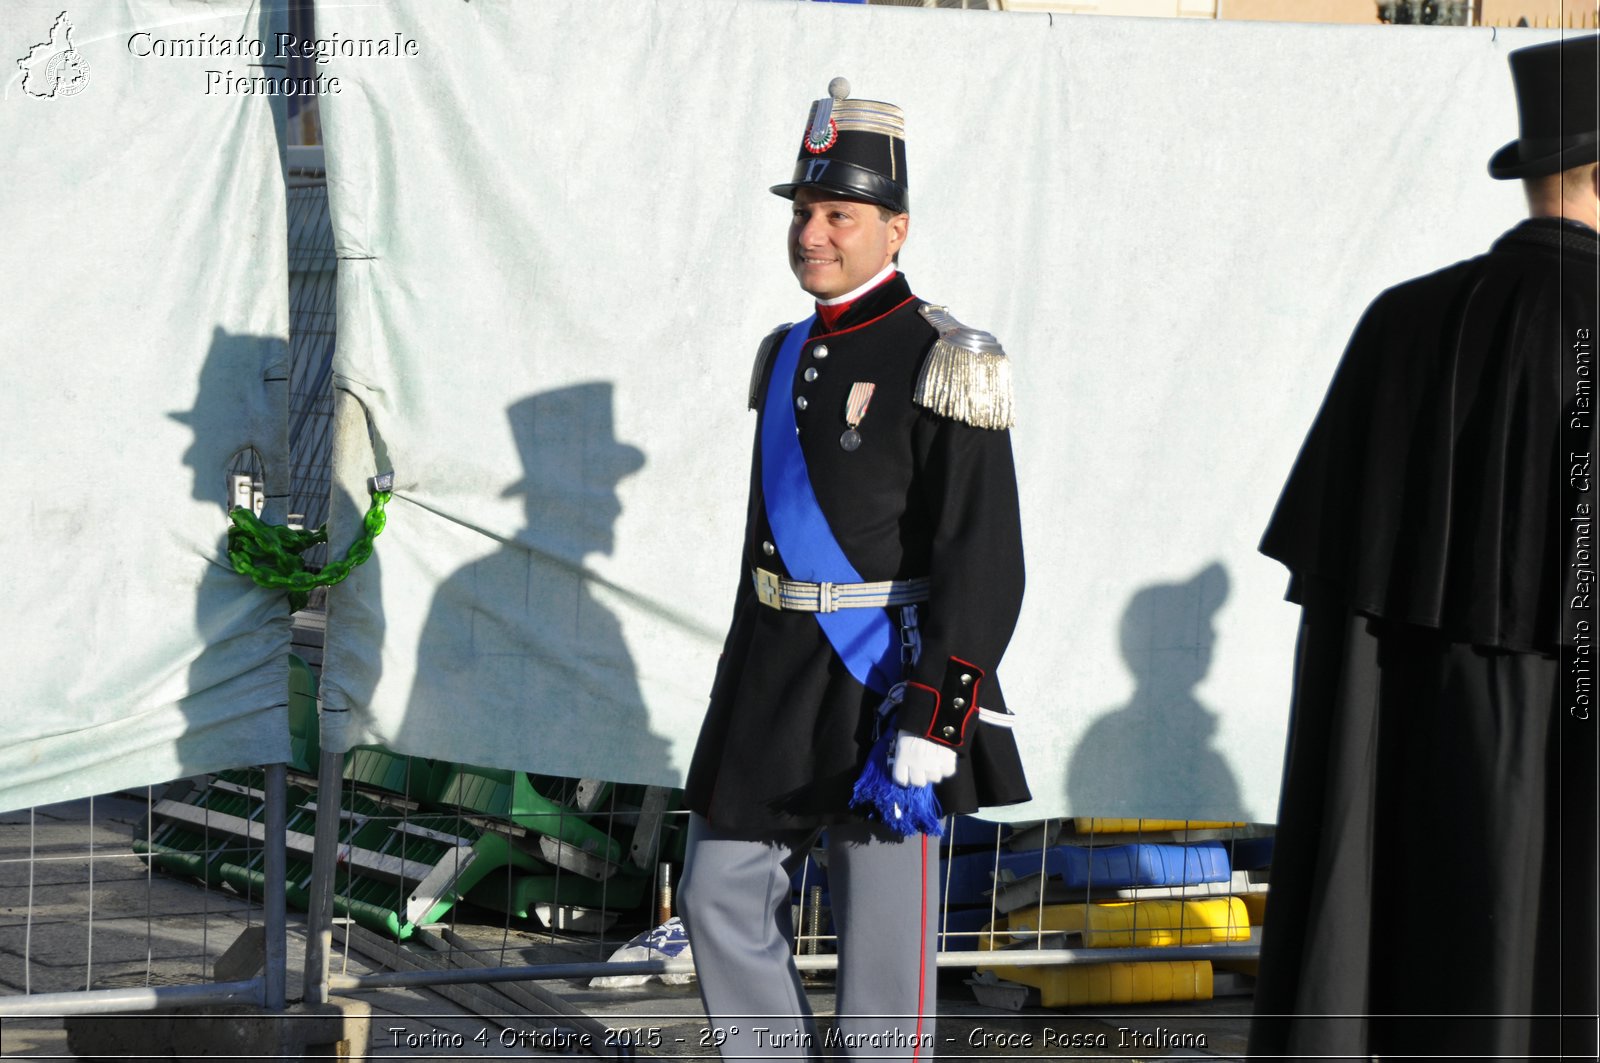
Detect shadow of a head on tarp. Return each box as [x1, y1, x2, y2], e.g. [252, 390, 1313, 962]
[1065, 561, 1251, 821]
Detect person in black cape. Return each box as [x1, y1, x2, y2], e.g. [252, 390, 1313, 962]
[1249, 35, 1599, 1062]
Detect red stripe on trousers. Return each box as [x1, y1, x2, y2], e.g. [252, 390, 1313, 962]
[913, 833, 928, 1062]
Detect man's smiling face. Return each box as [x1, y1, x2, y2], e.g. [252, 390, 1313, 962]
[787, 187, 908, 300]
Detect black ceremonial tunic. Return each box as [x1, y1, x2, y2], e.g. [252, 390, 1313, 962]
[685, 274, 1031, 835]
[1249, 219, 1599, 1061]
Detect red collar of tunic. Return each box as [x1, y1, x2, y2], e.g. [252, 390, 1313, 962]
[815, 266, 898, 331]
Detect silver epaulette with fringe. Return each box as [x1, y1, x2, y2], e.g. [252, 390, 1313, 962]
[914, 304, 1015, 430]
[748, 323, 791, 410]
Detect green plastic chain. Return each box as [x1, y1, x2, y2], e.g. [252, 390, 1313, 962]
[227, 476, 392, 612]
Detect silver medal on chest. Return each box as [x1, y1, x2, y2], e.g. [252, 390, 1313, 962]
[841, 382, 876, 452]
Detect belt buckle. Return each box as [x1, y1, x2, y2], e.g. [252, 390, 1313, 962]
[755, 567, 783, 609]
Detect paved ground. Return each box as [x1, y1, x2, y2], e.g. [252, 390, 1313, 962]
[0, 795, 1252, 1061]
[0, 795, 557, 1059]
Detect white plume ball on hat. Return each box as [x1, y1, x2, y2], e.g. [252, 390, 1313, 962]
[828, 76, 850, 101]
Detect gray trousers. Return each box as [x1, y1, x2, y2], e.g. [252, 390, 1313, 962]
[678, 814, 940, 1062]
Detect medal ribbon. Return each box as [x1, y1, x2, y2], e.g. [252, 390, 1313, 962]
[760, 317, 898, 694]
[845, 382, 876, 430]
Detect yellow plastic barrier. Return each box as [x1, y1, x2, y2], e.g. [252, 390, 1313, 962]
[981, 959, 1213, 1007]
[1005, 897, 1251, 948]
[1071, 818, 1247, 834]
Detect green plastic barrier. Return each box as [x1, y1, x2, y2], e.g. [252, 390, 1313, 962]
[137, 654, 685, 939]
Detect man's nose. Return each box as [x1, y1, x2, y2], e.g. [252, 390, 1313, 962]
[795, 213, 826, 246]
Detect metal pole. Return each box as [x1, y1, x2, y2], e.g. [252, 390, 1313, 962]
[0, 980, 266, 1019]
[326, 944, 1261, 993]
[262, 762, 288, 1011]
[301, 741, 346, 1005]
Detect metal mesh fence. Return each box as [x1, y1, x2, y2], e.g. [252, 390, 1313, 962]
[0, 794, 260, 998]
[1, 782, 1264, 1035]
[286, 181, 338, 565]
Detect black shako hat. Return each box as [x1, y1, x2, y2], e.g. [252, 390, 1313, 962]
[770, 77, 909, 214]
[1489, 34, 1600, 179]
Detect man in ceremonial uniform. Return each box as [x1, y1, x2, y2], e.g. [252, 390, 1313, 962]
[678, 79, 1030, 1059]
[1249, 36, 1599, 1062]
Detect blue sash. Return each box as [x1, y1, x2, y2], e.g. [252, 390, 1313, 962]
[760, 316, 898, 694]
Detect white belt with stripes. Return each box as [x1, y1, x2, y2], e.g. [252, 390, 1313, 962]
[752, 566, 930, 613]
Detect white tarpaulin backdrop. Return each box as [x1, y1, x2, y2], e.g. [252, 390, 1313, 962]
[0, 1, 290, 812]
[318, 0, 1554, 821]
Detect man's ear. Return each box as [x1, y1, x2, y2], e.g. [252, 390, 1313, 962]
[887, 212, 909, 257]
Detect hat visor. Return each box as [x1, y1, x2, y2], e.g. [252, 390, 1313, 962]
[770, 181, 903, 213]
[1489, 137, 1600, 179]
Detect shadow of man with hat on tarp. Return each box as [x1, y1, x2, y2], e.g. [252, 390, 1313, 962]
[405, 382, 673, 787]
[1248, 34, 1599, 1063]
[1066, 562, 1248, 822]
[170, 325, 292, 780]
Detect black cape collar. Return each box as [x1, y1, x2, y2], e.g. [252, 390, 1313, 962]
[815, 272, 915, 335]
[1494, 216, 1600, 259]
[1264, 214, 1597, 653]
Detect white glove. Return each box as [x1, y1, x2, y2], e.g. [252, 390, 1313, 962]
[891, 730, 957, 787]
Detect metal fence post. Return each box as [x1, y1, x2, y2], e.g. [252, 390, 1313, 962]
[302, 737, 346, 1005]
[262, 762, 289, 1011]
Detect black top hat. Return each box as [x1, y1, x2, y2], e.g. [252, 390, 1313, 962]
[770, 77, 909, 214]
[1489, 34, 1600, 180]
